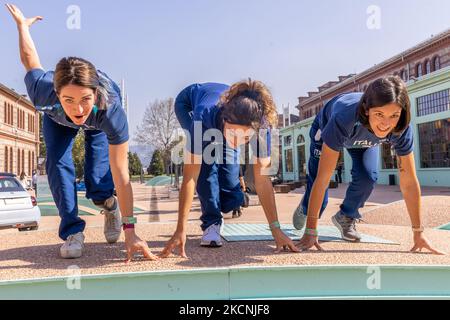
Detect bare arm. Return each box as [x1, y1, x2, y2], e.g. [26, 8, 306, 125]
[160, 152, 201, 258]
[109, 142, 134, 220]
[397, 152, 445, 255]
[109, 142, 159, 261]
[254, 159, 278, 223]
[6, 4, 43, 71]
[175, 153, 202, 233]
[397, 153, 421, 229]
[254, 157, 299, 253]
[239, 177, 246, 191]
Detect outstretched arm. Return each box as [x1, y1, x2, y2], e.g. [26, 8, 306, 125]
[398, 152, 446, 255]
[253, 157, 300, 253]
[109, 142, 159, 262]
[6, 4, 43, 71]
[160, 152, 202, 258]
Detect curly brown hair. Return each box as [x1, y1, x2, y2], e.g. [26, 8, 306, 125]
[220, 79, 278, 130]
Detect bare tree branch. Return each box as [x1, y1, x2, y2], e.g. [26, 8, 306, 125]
[134, 98, 180, 174]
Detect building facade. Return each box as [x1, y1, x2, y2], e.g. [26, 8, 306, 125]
[0, 83, 40, 176]
[280, 29, 450, 187]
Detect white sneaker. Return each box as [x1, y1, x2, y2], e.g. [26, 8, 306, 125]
[201, 223, 223, 247]
[101, 196, 122, 244]
[60, 232, 85, 259]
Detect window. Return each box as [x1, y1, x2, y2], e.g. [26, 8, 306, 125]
[433, 56, 441, 71]
[10, 148, 13, 173]
[0, 177, 25, 192]
[417, 89, 450, 116]
[28, 114, 35, 133]
[297, 135, 305, 144]
[28, 150, 31, 175]
[5, 147, 8, 172]
[284, 149, 293, 173]
[10, 104, 13, 125]
[416, 63, 423, 77]
[284, 136, 292, 147]
[17, 149, 21, 175]
[418, 119, 450, 168]
[381, 144, 398, 169]
[4, 102, 14, 125]
[22, 149, 25, 175]
[425, 60, 431, 74]
[400, 69, 407, 81]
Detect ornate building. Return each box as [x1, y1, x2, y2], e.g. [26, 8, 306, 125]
[0, 83, 39, 176]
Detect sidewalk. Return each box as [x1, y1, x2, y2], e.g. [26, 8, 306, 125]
[0, 183, 448, 281]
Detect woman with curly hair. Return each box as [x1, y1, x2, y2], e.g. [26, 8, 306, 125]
[161, 81, 299, 257]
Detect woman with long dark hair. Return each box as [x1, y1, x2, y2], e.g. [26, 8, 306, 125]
[294, 76, 444, 254]
[7, 4, 157, 261]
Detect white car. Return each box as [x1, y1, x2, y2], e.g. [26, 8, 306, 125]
[0, 173, 41, 232]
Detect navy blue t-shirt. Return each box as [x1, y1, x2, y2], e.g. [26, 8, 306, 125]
[175, 83, 271, 158]
[319, 93, 413, 156]
[24, 68, 129, 145]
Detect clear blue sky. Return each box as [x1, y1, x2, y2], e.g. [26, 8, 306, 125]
[1, 0, 449, 142]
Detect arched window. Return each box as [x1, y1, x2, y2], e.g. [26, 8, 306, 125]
[284, 136, 292, 147]
[297, 135, 305, 144]
[416, 63, 423, 77]
[10, 148, 13, 173]
[22, 149, 25, 175]
[9, 148, 14, 173]
[5, 147, 8, 172]
[17, 149, 21, 175]
[399, 69, 406, 81]
[433, 56, 441, 71]
[425, 60, 431, 74]
[28, 150, 31, 175]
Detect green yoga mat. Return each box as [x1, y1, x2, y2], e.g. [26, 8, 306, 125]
[222, 224, 398, 244]
[38, 205, 93, 217]
[36, 176, 145, 216]
[437, 223, 450, 231]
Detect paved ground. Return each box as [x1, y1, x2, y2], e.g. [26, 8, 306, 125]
[0, 182, 449, 281]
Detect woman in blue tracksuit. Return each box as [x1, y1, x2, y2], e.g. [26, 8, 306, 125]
[161, 80, 299, 257]
[7, 4, 157, 261]
[295, 76, 444, 254]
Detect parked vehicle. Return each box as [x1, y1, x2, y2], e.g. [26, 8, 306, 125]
[0, 173, 41, 232]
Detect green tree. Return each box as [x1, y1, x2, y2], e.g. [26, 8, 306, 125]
[38, 114, 46, 158]
[72, 130, 85, 179]
[147, 149, 164, 176]
[128, 152, 143, 176]
[134, 98, 180, 175]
